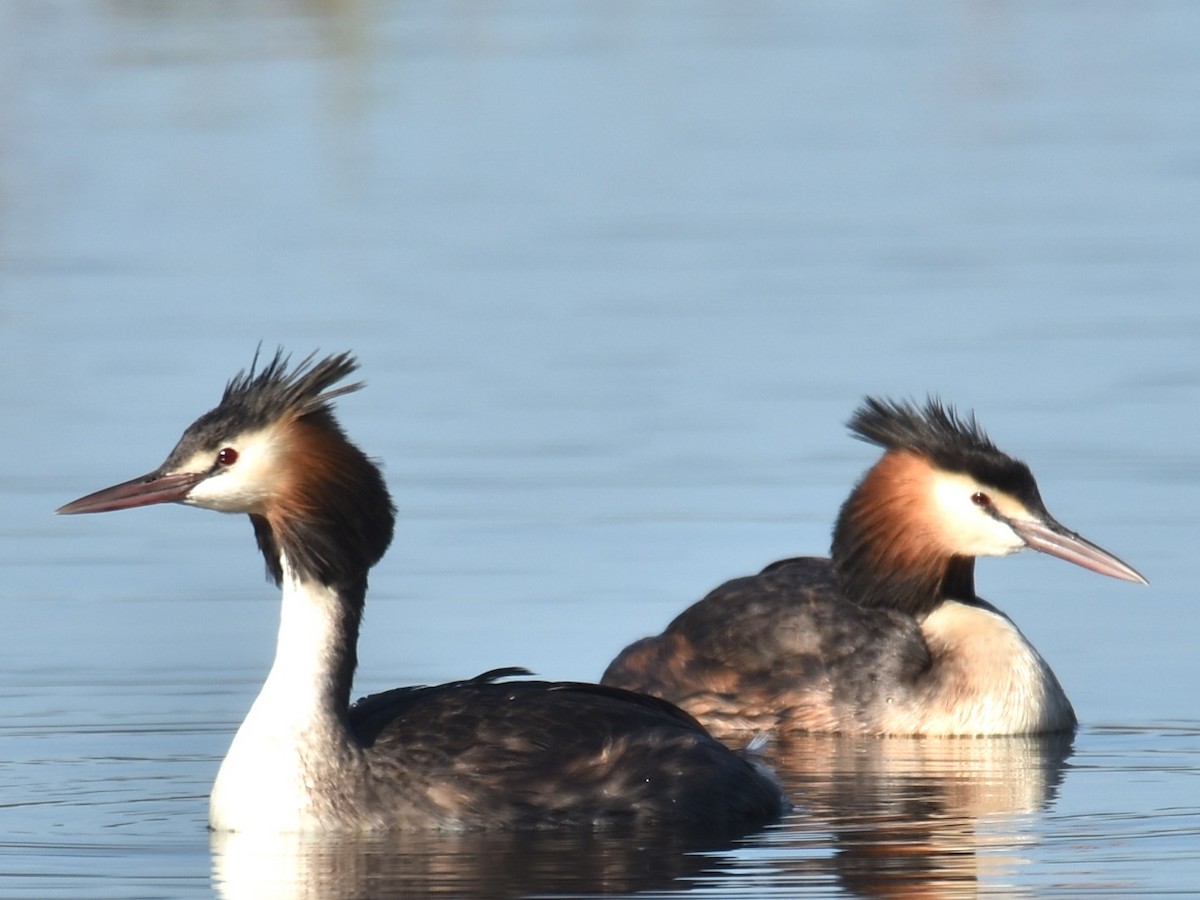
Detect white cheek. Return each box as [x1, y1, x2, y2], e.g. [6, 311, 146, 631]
[931, 475, 1025, 557]
[186, 471, 271, 513]
[177, 433, 282, 514]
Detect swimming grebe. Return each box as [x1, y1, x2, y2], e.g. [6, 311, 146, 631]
[57, 350, 784, 832]
[602, 397, 1147, 738]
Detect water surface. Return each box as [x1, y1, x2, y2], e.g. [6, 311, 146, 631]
[1, 2, 1198, 897]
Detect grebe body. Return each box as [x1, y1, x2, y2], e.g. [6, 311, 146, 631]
[59, 351, 784, 832]
[602, 398, 1147, 738]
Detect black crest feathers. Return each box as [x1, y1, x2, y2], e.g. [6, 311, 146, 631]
[218, 348, 364, 432]
[847, 395, 1042, 510]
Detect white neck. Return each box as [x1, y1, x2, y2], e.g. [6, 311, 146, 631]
[903, 599, 1076, 735]
[209, 556, 360, 831]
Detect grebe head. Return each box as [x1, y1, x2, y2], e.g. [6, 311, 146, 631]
[831, 397, 1146, 614]
[57, 349, 395, 588]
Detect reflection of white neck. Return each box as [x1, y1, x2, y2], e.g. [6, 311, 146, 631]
[211, 830, 309, 900]
[209, 555, 357, 832]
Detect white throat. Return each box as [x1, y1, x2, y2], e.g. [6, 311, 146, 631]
[209, 556, 359, 831]
[913, 599, 1076, 735]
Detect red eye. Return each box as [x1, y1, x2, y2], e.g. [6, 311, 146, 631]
[217, 447, 239, 466]
[971, 492, 991, 507]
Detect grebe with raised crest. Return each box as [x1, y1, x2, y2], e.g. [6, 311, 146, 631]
[58, 350, 785, 832]
[602, 397, 1147, 738]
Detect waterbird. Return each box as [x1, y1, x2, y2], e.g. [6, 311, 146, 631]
[57, 350, 784, 832]
[602, 397, 1147, 738]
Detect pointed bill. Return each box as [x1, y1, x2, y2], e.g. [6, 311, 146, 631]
[1010, 517, 1148, 584]
[57, 471, 204, 515]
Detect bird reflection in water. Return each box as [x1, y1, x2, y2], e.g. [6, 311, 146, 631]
[213, 734, 1073, 898]
[212, 823, 752, 899]
[764, 732, 1074, 898]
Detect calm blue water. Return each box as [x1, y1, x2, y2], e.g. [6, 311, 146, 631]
[2, 2, 1198, 897]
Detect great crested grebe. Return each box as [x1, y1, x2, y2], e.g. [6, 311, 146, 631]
[602, 397, 1147, 738]
[58, 350, 784, 832]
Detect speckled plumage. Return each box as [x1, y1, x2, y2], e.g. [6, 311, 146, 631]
[341, 669, 783, 831]
[602, 556, 1071, 739]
